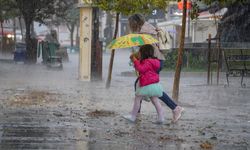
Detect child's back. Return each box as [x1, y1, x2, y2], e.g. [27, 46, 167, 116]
[134, 58, 160, 87]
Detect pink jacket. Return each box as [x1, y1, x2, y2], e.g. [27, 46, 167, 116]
[134, 58, 160, 87]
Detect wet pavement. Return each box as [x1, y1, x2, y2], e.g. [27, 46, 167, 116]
[0, 51, 250, 150]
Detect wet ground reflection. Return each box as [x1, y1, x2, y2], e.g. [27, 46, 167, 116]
[0, 53, 249, 149]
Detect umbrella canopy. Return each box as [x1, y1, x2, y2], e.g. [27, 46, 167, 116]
[107, 34, 158, 49]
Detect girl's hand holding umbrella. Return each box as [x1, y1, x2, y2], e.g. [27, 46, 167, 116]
[130, 52, 139, 62]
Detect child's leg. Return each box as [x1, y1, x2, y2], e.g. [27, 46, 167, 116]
[134, 78, 142, 113]
[159, 92, 177, 110]
[138, 100, 142, 113]
[158, 92, 184, 123]
[123, 95, 143, 122]
[150, 96, 164, 122]
[131, 95, 143, 119]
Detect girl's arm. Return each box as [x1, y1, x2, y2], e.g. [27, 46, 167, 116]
[130, 53, 150, 73]
[133, 60, 150, 74]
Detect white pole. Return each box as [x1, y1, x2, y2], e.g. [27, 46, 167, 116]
[78, 1, 93, 81]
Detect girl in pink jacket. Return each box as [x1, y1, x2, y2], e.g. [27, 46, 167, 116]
[128, 14, 184, 123]
[123, 44, 164, 123]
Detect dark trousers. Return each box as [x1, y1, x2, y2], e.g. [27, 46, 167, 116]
[159, 92, 177, 110]
[135, 60, 177, 112]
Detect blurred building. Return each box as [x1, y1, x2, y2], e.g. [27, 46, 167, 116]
[157, 1, 227, 48]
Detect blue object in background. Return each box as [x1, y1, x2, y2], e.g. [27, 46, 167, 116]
[14, 43, 26, 62]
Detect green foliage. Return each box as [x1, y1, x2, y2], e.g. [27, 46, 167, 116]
[186, 51, 206, 69]
[12, 0, 73, 62]
[62, 5, 80, 26]
[47, 1, 79, 29]
[164, 50, 207, 71]
[190, 2, 199, 20]
[15, 0, 71, 24]
[191, 0, 249, 20]
[53, 2, 79, 28]
[91, 0, 169, 15]
[0, 0, 18, 22]
[198, 0, 248, 6]
[164, 50, 178, 70]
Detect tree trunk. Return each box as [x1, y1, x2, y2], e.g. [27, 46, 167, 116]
[172, 0, 187, 101]
[18, 17, 24, 42]
[67, 23, 75, 48]
[70, 28, 74, 48]
[17, 0, 36, 63]
[91, 7, 102, 81]
[13, 18, 16, 44]
[76, 23, 79, 47]
[0, 21, 3, 53]
[106, 12, 120, 88]
[31, 21, 35, 38]
[24, 18, 35, 64]
[105, 12, 113, 44]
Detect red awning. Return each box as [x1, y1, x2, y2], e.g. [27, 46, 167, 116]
[0, 31, 13, 35]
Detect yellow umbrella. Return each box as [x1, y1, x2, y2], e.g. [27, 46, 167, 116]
[107, 34, 158, 49]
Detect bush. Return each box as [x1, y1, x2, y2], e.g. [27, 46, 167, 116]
[163, 50, 207, 71]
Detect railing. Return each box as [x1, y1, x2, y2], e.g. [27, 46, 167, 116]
[169, 39, 250, 86]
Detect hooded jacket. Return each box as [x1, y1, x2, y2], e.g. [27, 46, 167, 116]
[133, 58, 160, 87]
[139, 22, 166, 60]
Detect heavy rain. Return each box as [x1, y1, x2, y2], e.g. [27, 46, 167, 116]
[0, 0, 250, 150]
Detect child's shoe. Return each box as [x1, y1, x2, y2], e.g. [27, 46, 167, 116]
[172, 106, 184, 123]
[122, 114, 136, 122]
[156, 117, 165, 124]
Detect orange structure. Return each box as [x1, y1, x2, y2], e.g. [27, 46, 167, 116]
[178, 0, 192, 10]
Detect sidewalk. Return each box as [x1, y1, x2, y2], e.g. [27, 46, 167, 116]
[0, 52, 249, 150]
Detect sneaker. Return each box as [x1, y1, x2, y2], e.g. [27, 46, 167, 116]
[156, 118, 165, 124]
[172, 106, 184, 123]
[122, 114, 136, 122]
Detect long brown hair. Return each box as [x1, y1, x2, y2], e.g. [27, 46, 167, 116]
[128, 14, 145, 33]
[139, 44, 156, 61]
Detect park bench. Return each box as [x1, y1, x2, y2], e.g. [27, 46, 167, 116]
[223, 49, 250, 87]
